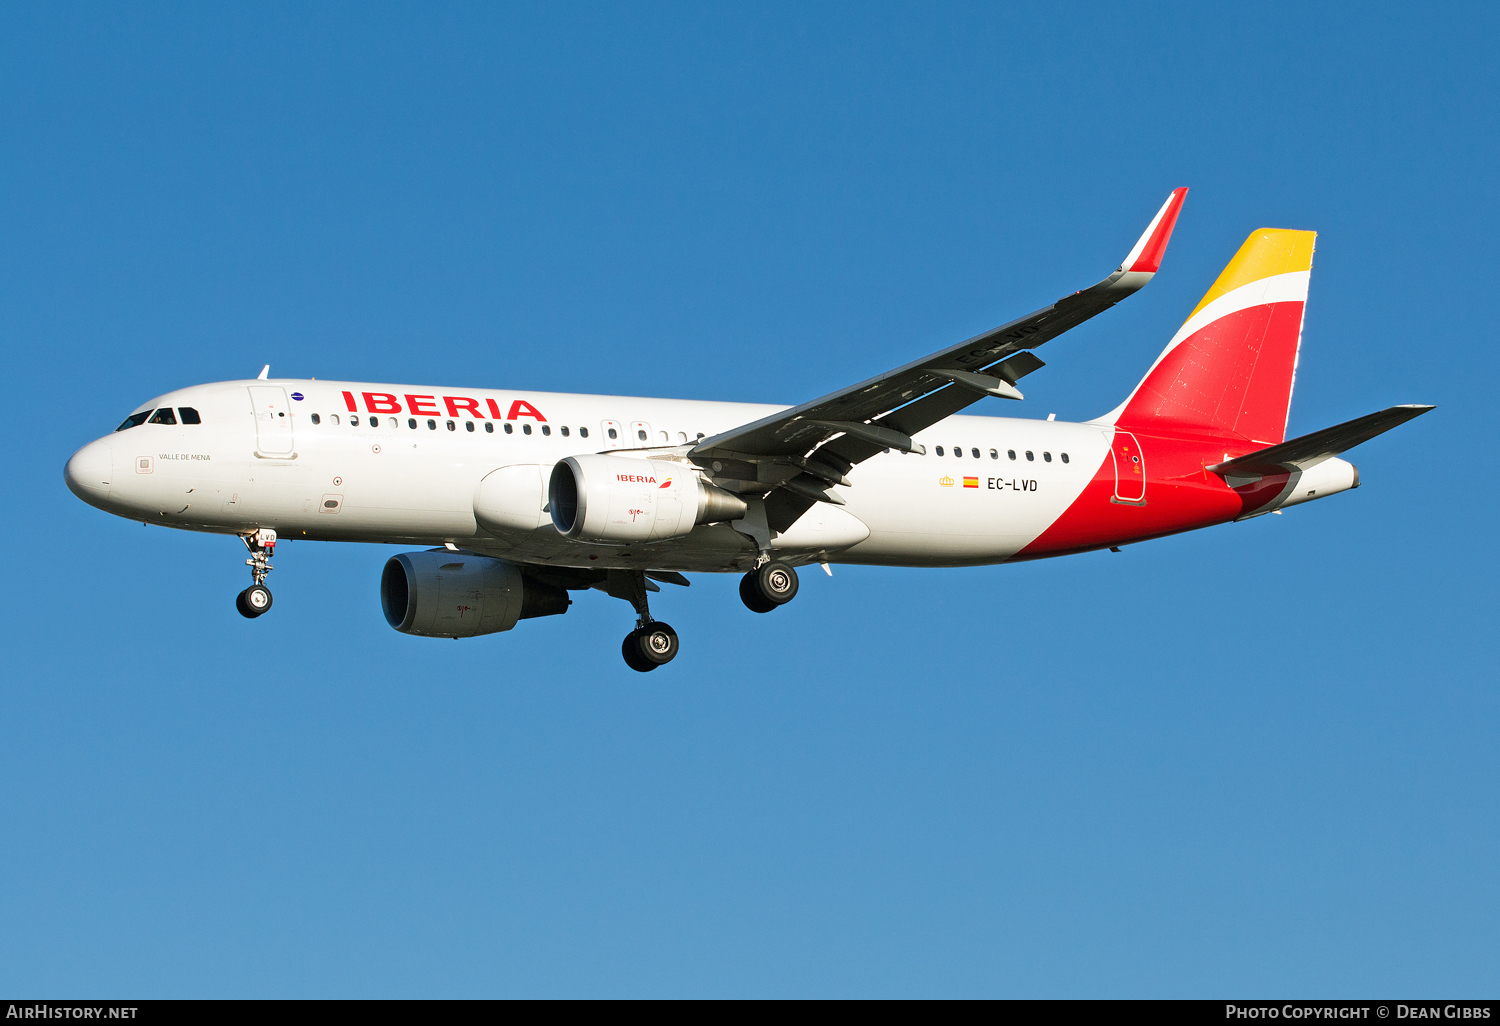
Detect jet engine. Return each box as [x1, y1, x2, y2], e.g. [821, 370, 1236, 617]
[380, 550, 569, 638]
[548, 454, 747, 544]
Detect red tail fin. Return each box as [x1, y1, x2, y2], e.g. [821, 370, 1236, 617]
[1107, 228, 1316, 444]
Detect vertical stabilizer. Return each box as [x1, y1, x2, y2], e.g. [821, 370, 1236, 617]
[1102, 228, 1316, 444]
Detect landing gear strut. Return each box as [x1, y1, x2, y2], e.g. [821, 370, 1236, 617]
[605, 569, 679, 672]
[740, 560, 799, 613]
[237, 528, 277, 619]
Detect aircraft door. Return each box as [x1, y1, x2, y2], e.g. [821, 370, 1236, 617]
[600, 420, 624, 449]
[248, 385, 295, 455]
[1111, 430, 1146, 504]
[629, 421, 653, 446]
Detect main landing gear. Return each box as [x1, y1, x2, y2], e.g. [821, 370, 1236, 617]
[623, 622, 679, 673]
[605, 569, 680, 673]
[739, 560, 799, 613]
[236, 528, 277, 619]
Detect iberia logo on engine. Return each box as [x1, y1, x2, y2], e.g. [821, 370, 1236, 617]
[617, 474, 657, 484]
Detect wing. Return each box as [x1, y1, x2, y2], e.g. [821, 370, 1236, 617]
[690, 187, 1188, 530]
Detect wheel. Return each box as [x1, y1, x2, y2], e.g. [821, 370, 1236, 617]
[621, 629, 658, 672]
[753, 561, 799, 605]
[237, 584, 273, 618]
[740, 572, 778, 613]
[635, 622, 679, 666]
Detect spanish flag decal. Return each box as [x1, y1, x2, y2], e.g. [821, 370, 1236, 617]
[963, 477, 978, 488]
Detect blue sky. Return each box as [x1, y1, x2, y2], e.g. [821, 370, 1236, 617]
[2, 2, 1496, 997]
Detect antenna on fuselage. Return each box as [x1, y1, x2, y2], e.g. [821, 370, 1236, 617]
[257, 365, 270, 380]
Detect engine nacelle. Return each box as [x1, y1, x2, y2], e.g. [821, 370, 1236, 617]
[380, 550, 569, 638]
[548, 454, 748, 544]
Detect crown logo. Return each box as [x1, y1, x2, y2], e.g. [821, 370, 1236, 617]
[939, 475, 954, 487]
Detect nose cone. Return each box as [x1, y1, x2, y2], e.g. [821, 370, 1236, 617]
[65, 439, 114, 508]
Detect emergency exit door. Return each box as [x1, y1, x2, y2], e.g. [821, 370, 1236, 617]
[1111, 430, 1146, 504]
[249, 385, 295, 456]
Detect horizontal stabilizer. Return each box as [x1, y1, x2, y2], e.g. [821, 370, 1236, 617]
[1209, 405, 1434, 476]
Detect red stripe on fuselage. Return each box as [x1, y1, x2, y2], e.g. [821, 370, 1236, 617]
[1015, 427, 1273, 560]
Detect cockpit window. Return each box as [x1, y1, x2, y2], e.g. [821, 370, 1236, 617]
[178, 407, 201, 424]
[148, 408, 178, 425]
[115, 411, 152, 432]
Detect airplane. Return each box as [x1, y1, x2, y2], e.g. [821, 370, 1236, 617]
[64, 188, 1432, 671]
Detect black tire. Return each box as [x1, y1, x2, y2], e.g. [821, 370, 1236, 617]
[753, 561, 799, 605]
[740, 572, 778, 613]
[621, 629, 657, 672]
[237, 584, 272, 619]
[635, 622, 679, 666]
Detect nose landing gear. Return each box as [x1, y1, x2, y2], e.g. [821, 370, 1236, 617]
[237, 528, 277, 619]
[236, 583, 273, 617]
[740, 560, 799, 613]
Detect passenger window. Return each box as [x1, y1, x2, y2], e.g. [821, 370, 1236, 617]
[148, 408, 177, 425]
[1025, 451, 1034, 461]
[427, 419, 437, 430]
[446, 420, 455, 431]
[607, 428, 617, 440]
[523, 424, 532, 435]
[179, 407, 201, 424]
[990, 449, 998, 459]
[408, 418, 417, 429]
[504, 423, 513, 434]
[1043, 452, 1052, 462]
[677, 431, 687, 443]
[367, 416, 378, 427]
[971, 448, 980, 459]
[330, 414, 340, 426]
[659, 430, 668, 442]
[561, 426, 570, 437]
[465, 421, 475, 432]
[311, 413, 321, 425]
[935, 446, 945, 456]
[388, 417, 398, 429]
[580, 427, 589, 438]
[115, 411, 152, 431]
[542, 425, 551, 436]
[1007, 450, 1016, 460]
[953, 446, 962, 457]
[484, 422, 493, 433]
[1061, 453, 1070, 464]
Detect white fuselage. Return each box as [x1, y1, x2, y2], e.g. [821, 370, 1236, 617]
[67, 378, 1112, 572]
